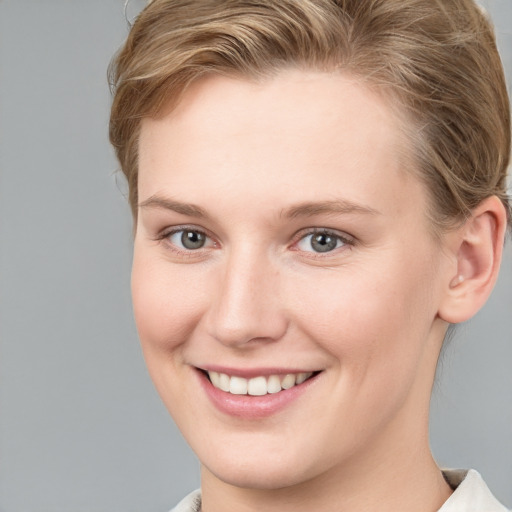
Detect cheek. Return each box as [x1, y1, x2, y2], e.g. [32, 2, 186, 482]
[131, 249, 206, 354]
[287, 251, 438, 376]
[130, 251, 209, 422]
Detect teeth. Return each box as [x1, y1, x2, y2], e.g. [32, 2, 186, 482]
[296, 372, 309, 385]
[247, 376, 267, 396]
[207, 371, 313, 395]
[267, 375, 282, 394]
[281, 374, 296, 389]
[219, 372, 230, 392]
[209, 371, 220, 388]
[230, 376, 248, 395]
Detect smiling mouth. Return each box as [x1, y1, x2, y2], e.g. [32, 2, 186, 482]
[204, 370, 318, 396]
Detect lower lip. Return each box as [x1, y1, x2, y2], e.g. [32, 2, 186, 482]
[196, 370, 320, 419]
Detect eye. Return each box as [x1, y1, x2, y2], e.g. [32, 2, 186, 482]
[167, 229, 212, 250]
[296, 231, 350, 253]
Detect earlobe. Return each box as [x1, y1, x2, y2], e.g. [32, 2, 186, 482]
[438, 196, 507, 324]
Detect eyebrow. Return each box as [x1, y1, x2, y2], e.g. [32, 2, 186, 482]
[281, 200, 381, 219]
[138, 195, 380, 220]
[138, 195, 209, 218]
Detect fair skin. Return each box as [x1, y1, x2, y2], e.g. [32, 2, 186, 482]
[133, 70, 506, 512]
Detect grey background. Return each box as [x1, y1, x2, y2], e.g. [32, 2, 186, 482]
[0, 1, 510, 510]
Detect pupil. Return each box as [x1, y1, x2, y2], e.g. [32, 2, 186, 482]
[181, 230, 205, 250]
[311, 233, 337, 253]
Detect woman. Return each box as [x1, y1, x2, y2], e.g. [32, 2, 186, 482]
[109, 1, 510, 510]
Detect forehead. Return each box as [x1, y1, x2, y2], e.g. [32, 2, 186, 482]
[137, 70, 422, 219]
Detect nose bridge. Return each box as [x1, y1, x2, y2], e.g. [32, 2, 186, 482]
[206, 243, 287, 346]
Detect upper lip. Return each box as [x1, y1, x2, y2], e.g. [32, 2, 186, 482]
[196, 365, 322, 378]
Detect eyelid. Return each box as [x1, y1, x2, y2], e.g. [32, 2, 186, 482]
[155, 225, 218, 253]
[290, 227, 356, 253]
[152, 224, 354, 257]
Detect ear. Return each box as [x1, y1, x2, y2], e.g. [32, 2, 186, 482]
[438, 196, 507, 324]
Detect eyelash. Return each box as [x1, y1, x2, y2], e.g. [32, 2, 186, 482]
[291, 228, 355, 257]
[155, 226, 215, 257]
[155, 226, 355, 257]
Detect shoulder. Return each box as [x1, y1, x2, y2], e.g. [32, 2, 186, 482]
[169, 489, 201, 512]
[439, 469, 510, 512]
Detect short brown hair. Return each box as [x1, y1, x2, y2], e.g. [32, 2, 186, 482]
[109, 0, 511, 232]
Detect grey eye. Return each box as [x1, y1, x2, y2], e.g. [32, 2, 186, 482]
[181, 230, 206, 249]
[168, 229, 208, 250]
[311, 233, 338, 252]
[297, 232, 343, 253]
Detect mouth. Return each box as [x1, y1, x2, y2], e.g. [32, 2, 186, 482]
[201, 369, 320, 396]
[196, 367, 322, 418]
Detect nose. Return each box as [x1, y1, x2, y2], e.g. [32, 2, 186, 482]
[204, 247, 288, 348]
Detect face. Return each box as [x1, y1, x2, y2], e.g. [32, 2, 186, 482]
[134, 71, 451, 491]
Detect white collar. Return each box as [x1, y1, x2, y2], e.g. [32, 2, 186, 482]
[439, 469, 509, 512]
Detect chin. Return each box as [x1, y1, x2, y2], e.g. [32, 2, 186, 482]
[205, 459, 312, 491]
[197, 438, 329, 491]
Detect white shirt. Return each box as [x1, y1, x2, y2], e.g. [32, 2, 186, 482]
[170, 469, 509, 512]
[439, 470, 509, 512]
